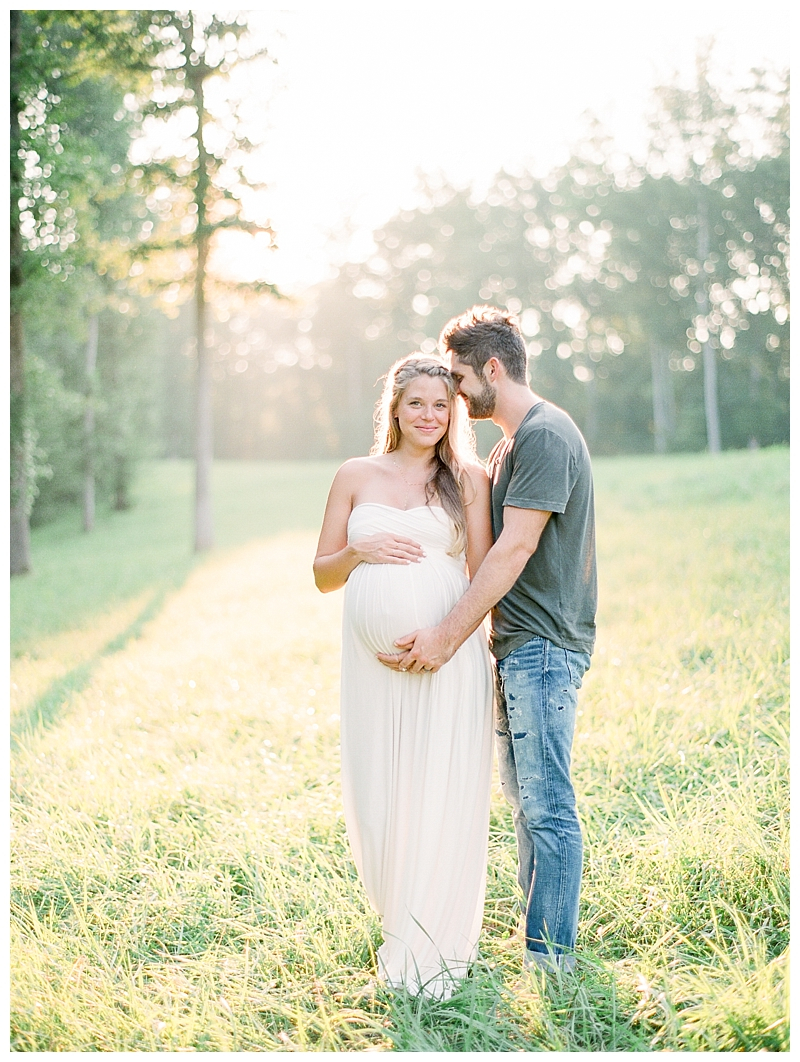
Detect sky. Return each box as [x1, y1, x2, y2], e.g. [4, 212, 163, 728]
[206, 1, 790, 293]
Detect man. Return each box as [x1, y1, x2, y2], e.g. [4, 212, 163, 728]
[378, 305, 596, 972]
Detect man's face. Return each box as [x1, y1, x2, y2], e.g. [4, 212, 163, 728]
[447, 353, 497, 420]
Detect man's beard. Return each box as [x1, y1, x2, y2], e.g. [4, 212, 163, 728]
[463, 379, 497, 419]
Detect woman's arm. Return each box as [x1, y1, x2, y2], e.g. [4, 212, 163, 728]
[463, 463, 493, 580]
[313, 462, 425, 592]
[313, 464, 361, 592]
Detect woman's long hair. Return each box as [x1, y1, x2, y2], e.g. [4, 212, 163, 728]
[371, 354, 478, 556]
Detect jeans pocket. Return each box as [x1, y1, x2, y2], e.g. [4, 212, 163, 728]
[565, 649, 591, 689]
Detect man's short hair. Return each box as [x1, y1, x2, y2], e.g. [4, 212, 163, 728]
[438, 305, 528, 384]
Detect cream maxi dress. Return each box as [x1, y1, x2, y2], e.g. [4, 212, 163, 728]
[340, 502, 493, 998]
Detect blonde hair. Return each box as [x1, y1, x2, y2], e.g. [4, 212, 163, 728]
[371, 354, 478, 555]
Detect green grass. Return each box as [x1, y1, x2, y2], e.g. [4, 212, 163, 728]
[12, 460, 338, 655]
[10, 447, 789, 1051]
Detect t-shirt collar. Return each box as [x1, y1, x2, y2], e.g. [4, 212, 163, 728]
[511, 399, 544, 440]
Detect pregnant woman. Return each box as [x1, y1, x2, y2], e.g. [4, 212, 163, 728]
[313, 354, 494, 998]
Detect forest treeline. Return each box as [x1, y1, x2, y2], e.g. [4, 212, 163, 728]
[11, 11, 789, 546]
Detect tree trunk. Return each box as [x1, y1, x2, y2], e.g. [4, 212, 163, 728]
[650, 338, 672, 454]
[345, 344, 363, 456]
[701, 338, 721, 452]
[748, 354, 762, 449]
[697, 200, 721, 453]
[83, 314, 99, 532]
[113, 454, 130, 510]
[194, 237, 214, 550]
[191, 39, 214, 551]
[10, 11, 31, 575]
[10, 312, 31, 575]
[583, 369, 598, 451]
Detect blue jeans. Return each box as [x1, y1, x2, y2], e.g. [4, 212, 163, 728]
[495, 635, 590, 961]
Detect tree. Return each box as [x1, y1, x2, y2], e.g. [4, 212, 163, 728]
[10, 10, 154, 569]
[302, 76, 788, 461]
[10, 10, 31, 573]
[643, 48, 789, 453]
[129, 11, 278, 551]
[109, 49, 784, 466]
[22, 276, 171, 528]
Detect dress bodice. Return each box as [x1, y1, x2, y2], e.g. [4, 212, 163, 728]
[347, 502, 464, 567]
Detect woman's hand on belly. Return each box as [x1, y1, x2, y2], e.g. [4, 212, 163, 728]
[351, 533, 425, 565]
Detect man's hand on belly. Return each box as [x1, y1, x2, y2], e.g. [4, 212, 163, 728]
[377, 510, 549, 674]
[376, 625, 456, 674]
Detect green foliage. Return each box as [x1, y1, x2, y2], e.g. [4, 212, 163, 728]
[122, 11, 276, 306]
[12, 27, 790, 540]
[9, 407, 50, 518]
[12, 10, 154, 281]
[195, 59, 787, 461]
[10, 10, 169, 544]
[22, 279, 170, 524]
[10, 450, 789, 1051]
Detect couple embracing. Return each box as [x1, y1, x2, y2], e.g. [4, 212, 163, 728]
[314, 305, 597, 998]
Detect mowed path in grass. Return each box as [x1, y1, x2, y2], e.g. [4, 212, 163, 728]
[11, 449, 789, 1052]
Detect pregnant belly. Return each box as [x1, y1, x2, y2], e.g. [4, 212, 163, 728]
[345, 559, 468, 656]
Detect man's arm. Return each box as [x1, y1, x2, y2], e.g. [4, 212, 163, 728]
[377, 505, 551, 673]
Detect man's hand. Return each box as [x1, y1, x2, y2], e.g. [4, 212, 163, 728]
[377, 507, 551, 674]
[376, 626, 456, 674]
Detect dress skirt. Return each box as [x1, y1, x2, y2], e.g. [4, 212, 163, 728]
[340, 503, 493, 998]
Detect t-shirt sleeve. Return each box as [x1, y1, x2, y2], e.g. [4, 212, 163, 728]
[503, 426, 573, 514]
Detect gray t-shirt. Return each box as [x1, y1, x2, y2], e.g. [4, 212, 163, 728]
[487, 399, 597, 659]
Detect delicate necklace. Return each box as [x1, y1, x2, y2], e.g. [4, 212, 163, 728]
[391, 456, 433, 510]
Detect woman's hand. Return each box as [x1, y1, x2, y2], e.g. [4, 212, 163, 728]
[314, 461, 426, 592]
[352, 533, 425, 565]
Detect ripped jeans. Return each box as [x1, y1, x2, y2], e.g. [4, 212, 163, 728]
[494, 635, 591, 960]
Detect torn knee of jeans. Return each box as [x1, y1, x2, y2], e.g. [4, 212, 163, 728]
[519, 783, 541, 801]
[512, 731, 527, 739]
[518, 772, 541, 786]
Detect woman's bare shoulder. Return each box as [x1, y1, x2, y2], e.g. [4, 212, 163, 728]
[463, 460, 489, 482]
[333, 455, 386, 487]
[339, 454, 386, 472]
[461, 461, 490, 506]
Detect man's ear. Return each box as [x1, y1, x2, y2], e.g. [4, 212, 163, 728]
[484, 356, 502, 381]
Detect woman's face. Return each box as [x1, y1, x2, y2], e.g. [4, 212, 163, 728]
[394, 374, 451, 449]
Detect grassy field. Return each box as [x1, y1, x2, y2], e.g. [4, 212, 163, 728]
[10, 448, 789, 1051]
